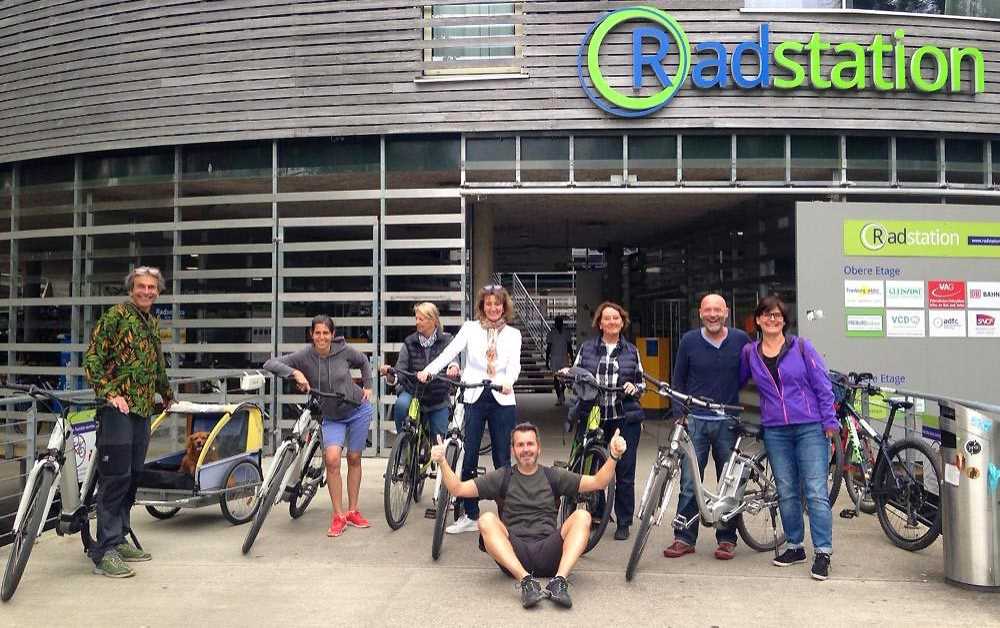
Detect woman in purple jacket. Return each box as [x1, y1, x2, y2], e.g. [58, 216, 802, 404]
[740, 295, 838, 581]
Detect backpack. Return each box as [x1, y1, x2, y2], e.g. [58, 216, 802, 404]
[478, 465, 563, 553]
[497, 465, 563, 517]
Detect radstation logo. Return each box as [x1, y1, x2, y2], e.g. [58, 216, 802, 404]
[577, 7, 691, 117]
[578, 6, 985, 118]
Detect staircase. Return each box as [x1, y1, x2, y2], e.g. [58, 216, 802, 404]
[493, 272, 577, 394]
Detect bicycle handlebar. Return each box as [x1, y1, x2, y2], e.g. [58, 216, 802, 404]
[307, 388, 360, 406]
[641, 373, 743, 415]
[1, 383, 105, 408]
[554, 371, 627, 393]
[383, 367, 501, 391]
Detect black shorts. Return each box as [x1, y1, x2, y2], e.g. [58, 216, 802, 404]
[493, 529, 564, 579]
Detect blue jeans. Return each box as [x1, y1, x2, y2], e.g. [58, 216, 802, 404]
[674, 417, 738, 545]
[763, 422, 833, 555]
[392, 391, 449, 442]
[460, 392, 516, 520]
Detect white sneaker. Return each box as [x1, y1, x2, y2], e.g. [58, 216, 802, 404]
[445, 514, 479, 534]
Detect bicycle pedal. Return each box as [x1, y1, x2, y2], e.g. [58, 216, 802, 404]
[839, 509, 858, 519]
[424, 508, 437, 519]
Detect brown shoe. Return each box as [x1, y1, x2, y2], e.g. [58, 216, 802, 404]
[714, 542, 736, 560]
[663, 540, 695, 558]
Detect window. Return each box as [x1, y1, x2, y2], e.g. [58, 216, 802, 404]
[520, 137, 569, 183]
[682, 135, 731, 183]
[945, 138, 985, 185]
[466, 136, 515, 183]
[747, 0, 998, 17]
[423, 3, 523, 76]
[574, 136, 622, 183]
[846, 136, 889, 183]
[896, 137, 938, 184]
[736, 135, 785, 183]
[628, 136, 678, 183]
[791, 135, 840, 184]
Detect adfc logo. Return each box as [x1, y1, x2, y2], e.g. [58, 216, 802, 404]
[577, 7, 691, 117]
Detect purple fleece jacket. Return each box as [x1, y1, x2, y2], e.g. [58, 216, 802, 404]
[739, 336, 838, 432]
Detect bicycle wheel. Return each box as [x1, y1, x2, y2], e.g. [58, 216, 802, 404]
[2, 466, 56, 602]
[79, 479, 99, 552]
[145, 505, 180, 520]
[220, 460, 263, 525]
[737, 451, 786, 552]
[843, 431, 877, 514]
[289, 437, 324, 519]
[560, 446, 615, 554]
[413, 435, 429, 504]
[242, 447, 295, 555]
[872, 438, 942, 551]
[432, 441, 461, 560]
[384, 431, 415, 530]
[826, 431, 844, 507]
[626, 462, 675, 582]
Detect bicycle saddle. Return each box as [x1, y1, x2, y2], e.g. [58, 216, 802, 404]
[887, 398, 913, 411]
[728, 422, 761, 439]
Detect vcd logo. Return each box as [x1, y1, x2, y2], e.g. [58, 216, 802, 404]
[577, 7, 691, 117]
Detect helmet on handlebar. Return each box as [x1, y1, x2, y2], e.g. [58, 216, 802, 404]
[564, 367, 601, 402]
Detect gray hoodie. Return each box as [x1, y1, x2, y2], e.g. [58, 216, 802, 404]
[263, 338, 373, 420]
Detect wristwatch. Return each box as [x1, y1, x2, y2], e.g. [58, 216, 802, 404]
[610, 452, 621, 462]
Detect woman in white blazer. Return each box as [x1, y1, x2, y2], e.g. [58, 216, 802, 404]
[418, 284, 521, 534]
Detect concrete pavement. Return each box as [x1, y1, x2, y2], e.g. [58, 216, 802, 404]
[1, 393, 998, 627]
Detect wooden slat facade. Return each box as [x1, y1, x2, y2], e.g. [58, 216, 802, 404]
[1, 0, 998, 163]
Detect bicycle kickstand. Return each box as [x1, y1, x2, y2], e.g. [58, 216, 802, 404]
[127, 527, 143, 551]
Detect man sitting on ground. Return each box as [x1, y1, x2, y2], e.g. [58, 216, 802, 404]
[431, 421, 626, 609]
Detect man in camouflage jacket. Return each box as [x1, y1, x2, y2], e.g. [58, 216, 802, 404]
[84, 266, 172, 578]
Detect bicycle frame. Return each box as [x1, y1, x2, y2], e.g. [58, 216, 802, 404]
[645, 420, 756, 529]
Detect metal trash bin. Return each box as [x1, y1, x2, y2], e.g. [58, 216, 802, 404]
[938, 400, 1000, 591]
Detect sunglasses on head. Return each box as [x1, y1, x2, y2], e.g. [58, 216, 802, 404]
[483, 284, 503, 293]
[134, 266, 162, 277]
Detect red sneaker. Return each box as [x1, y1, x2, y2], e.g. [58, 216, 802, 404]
[327, 514, 347, 537]
[345, 510, 370, 528]
[663, 540, 695, 558]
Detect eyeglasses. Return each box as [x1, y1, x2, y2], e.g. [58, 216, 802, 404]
[761, 312, 784, 321]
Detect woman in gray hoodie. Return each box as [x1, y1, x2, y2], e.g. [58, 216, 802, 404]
[263, 315, 374, 538]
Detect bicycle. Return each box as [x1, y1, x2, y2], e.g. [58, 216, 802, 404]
[0, 384, 110, 602]
[431, 378, 503, 560]
[625, 374, 784, 582]
[382, 368, 449, 530]
[553, 367, 621, 553]
[241, 388, 356, 555]
[828, 370, 942, 551]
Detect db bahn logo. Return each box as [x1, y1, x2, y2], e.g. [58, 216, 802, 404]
[577, 7, 691, 117]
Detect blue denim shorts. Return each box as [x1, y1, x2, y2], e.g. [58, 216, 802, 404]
[321, 402, 374, 453]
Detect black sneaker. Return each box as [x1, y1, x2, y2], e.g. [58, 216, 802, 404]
[772, 547, 807, 567]
[519, 575, 546, 609]
[811, 553, 831, 580]
[614, 525, 630, 540]
[545, 576, 572, 608]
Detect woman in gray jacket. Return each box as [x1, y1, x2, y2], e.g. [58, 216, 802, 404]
[263, 315, 374, 538]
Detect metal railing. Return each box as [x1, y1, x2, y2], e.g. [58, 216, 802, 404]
[496, 272, 551, 355]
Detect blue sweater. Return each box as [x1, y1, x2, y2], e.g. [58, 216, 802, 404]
[671, 327, 751, 419]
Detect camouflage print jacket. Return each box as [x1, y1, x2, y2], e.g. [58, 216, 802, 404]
[84, 302, 172, 417]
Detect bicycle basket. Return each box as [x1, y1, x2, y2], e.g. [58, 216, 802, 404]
[566, 366, 600, 402]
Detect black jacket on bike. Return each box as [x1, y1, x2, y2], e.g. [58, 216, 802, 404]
[395, 331, 455, 409]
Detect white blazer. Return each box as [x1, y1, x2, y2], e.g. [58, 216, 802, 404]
[424, 321, 521, 406]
